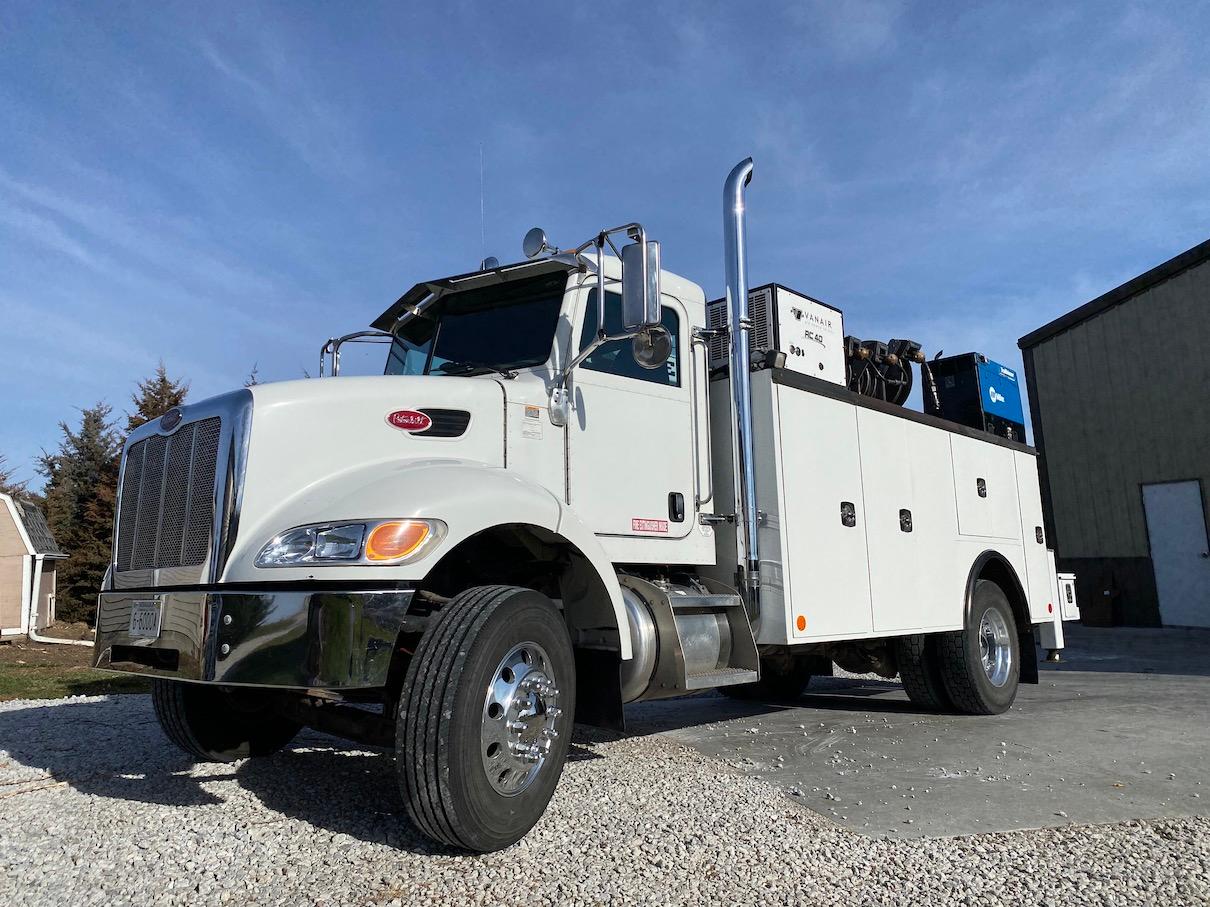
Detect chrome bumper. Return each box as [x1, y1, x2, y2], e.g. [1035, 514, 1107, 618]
[93, 587, 416, 690]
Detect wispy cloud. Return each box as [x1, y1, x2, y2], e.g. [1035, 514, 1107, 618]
[786, 0, 906, 62]
[197, 38, 368, 180]
[0, 166, 282, 301]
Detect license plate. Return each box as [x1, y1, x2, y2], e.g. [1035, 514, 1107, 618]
[128, 600, 163, 639]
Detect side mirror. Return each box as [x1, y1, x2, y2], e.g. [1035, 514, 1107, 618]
[632, 326, 672, 370]
[620, 239, 661, 332]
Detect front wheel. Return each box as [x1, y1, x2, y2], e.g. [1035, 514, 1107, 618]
[151, 680, 301, 762]
[397, 585, 575, 853]
[936, 579, 1020, 715]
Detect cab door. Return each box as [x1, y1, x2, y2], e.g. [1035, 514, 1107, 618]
[567, 287, 695, 541]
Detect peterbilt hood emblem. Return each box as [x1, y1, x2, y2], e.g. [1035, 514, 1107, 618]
[386, 410, 434, 432]
[159, 408, 183, 431]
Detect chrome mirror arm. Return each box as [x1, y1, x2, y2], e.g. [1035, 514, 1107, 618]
[319, 330, 393, 377]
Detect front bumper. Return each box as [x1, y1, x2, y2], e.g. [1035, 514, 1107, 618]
[93, 586, 416, 690]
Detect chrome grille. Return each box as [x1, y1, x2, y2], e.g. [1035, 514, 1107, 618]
[115, 418, 221, 572]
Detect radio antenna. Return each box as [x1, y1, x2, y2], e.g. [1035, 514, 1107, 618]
[479, 142, 486, 260]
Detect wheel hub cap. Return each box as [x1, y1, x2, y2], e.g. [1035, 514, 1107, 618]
[978, 608, 1013, 688]
[481, 642, 561, 796]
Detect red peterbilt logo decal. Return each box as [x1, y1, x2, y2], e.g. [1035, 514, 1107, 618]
[631, 518, 669, 533]
[386, 410, 433, 432]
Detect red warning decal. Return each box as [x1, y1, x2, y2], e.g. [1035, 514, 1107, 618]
[386, 410, 433, 432]
[631, 518, 669, 534]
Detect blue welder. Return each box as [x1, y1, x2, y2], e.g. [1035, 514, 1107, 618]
[924, 353, 1027, 442]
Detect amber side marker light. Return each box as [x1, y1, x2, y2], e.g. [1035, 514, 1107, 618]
[365, 520, 431, 561]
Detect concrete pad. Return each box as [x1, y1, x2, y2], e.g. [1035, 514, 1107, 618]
[626, 625, 1210, 838]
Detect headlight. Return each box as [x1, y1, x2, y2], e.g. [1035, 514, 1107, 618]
[255, 519, 445, 567]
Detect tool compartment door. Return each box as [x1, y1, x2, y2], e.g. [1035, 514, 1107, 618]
[950, 434, 1021, 540]
[775, 385, 872, 639]
[858, 409, 961, 633]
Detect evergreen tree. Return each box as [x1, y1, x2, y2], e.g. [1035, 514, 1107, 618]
[244, 363, 260, 387]
[127, 362, 189, 433]
[38, 403, 121, 624]
[0, 453, 26, 497]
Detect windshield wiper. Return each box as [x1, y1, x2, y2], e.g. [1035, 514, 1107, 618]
[432, 360, 518, 379]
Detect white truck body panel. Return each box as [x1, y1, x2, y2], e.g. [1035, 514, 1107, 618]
[702, 368, 1052, 647]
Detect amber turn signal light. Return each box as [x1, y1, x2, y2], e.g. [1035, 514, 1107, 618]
[365, 520, 431, 561]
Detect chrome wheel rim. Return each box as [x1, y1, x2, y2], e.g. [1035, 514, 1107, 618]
[978, 608, 1013, 687]
[480, 641, 561, 797]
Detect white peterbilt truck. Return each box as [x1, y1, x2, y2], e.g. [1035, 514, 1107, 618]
[94, 159, 1077, 852]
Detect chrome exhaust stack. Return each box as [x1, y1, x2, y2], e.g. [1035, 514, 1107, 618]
[723, 158, 761, 618]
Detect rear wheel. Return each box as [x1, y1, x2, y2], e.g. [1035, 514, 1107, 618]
[720, 648, 814, 702]
[937, 579, 1020, 715]
[151, 680, 300, 762]
[894, 634, 951, 711]
[397, 585, 575, 853]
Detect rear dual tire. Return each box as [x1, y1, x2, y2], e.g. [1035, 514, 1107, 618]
[896, 580, 1020, 715]
[937, 580, 1020, 715]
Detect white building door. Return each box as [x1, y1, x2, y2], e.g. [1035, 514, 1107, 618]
[1142, 480, 1210, 628]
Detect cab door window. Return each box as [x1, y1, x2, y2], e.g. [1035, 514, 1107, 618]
[577, 289, 680, 387]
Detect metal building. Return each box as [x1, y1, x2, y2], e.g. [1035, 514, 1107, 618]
[1019, 238, 1210, 628]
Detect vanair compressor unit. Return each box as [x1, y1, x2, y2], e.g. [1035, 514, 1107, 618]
[924, 352, 1026, 441]
[707, 283, 846, 385]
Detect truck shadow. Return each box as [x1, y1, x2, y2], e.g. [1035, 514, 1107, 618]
[622, 681, 941, 737]
[0, 696, 606, 855]
[0, 697, 226, 809]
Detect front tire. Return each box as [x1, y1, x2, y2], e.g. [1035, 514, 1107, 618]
[937, 580, 1020, 715]
[397, 585, 575, 853]
[151, 680, 301, 762]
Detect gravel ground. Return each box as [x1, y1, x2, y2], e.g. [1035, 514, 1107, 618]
[1, 695, 1207, 906]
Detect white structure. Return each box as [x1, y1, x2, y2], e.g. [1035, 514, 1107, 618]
[0, 493, 66, 636]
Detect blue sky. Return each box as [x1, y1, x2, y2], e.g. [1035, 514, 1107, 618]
[3, 1, 1209, 485]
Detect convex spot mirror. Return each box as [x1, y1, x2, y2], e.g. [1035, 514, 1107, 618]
[523, 227, 555, 259]
[632, 326, 672, 370]
[620, 239, 662, 332]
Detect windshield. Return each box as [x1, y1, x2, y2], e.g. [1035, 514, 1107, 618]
[385, 272, 567, 377]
